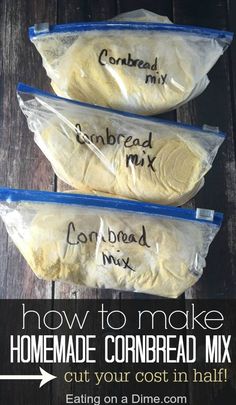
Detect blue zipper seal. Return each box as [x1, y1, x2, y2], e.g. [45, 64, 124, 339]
[28, 21, 233, 42]
[17, 83, 226, 139]
[0, 187, 223, 227]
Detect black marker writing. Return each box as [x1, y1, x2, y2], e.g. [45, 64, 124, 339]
[98, 49, 159, 72]
[145, 73, 167, 85]
[126, 152, 156, 172]
[75, 124, 153, 149]
[98, 49, 168, 85]
[102, 252, 135, 272]
[67, 223, 151, 249]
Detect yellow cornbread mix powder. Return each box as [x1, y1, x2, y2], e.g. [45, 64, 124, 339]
[18, 84, 225, 206]
[0, 189, 223, 298]
[29, 10, 233, 115]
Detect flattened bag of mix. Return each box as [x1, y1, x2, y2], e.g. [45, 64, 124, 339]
[29, 9, 233, 115]
[18, 83, 225, 206]
[0, 188, 223, 298]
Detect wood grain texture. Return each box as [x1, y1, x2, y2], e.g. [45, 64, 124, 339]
[0, 0, 57, 298]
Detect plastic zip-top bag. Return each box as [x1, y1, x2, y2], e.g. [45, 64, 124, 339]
[18, 83, 225, 206]
[0, 188, 223, 298]
[29, 10, 233, 115]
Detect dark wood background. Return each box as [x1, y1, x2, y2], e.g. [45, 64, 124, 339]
[0, 0, 235, 300]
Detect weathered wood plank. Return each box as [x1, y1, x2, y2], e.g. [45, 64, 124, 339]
[86, 0, 118, 19]
[173, 0, 236, 299]
[54, 0, 120, 299]
[0, 0, 57, 298]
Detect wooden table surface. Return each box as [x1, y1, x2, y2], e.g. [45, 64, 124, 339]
[0, 0, 235, 300]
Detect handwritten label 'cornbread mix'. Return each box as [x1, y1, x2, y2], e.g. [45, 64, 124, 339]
[18, 84, 225, 206]
[98, 50, 168, 86]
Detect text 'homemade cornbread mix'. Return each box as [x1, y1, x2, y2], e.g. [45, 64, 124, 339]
[18, 84, 225, 206]
[0, 188, 223, 298]
[29, 9, 233, 115]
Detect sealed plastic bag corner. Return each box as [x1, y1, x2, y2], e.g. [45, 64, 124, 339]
[29, 10, 233, 115]
[0, 188, 223, 298]
[18, 83, 225, 206]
